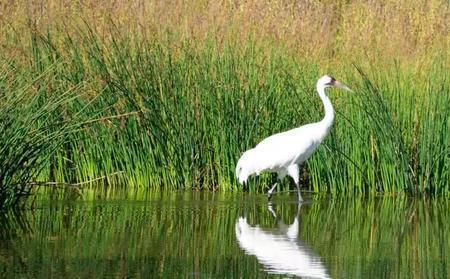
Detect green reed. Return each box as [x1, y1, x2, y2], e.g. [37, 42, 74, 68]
[308, 64, 450, 195]
[0, 27, 449, 208]
[0, 54, 88, 209]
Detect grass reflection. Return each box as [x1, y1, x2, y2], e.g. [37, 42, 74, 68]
[301, 197, 450, 278]
[0, 193, 449, 278]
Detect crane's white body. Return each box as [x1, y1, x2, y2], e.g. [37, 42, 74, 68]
[236, 75, 350, 202]
[236, 120, 333, 183]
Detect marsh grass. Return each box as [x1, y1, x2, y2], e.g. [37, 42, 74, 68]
[308, 64, 450, 196]
[3, 0, 450, 67]
[0, 59, 87, 209]
[0, 2, 450, 208]
[16, 29, 449, 196]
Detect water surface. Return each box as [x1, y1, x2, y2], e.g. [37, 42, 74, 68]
[1, 192, 449, 278]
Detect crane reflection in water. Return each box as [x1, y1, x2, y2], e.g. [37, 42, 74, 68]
[235, 204, 331, 278]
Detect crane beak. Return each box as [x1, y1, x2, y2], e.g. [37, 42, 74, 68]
[334, 80, 353, 92]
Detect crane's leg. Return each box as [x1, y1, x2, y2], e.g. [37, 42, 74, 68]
[267, 181, 278, 202]
[288, 165, 303, 203]
[267, 172, 286, 202]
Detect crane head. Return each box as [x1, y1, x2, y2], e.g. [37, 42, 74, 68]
[319, 75, 353, 92]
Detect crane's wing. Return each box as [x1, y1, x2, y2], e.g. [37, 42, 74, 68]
[252, 124, 320, 172]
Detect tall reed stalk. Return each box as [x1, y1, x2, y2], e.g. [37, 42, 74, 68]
[1, 25, 450, 209]
[0, 56, 86, 209]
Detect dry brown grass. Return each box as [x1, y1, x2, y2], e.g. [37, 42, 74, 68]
[1, 0, 450, 68]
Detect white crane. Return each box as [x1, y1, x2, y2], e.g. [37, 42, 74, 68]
[235, 75, 352, 202]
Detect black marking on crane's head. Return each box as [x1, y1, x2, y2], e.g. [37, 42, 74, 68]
[325, 76, 336, 86]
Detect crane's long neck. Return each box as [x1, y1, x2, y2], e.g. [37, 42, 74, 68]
[317, 84, 335, 133]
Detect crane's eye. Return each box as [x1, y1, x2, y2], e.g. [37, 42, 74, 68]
[325, 77, 336, 86]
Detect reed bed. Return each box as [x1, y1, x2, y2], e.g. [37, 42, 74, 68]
[0, 57, 89, 209]
[0, 1, 450, 208]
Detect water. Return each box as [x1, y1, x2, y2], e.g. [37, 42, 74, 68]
[1, 192, 449, 278]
